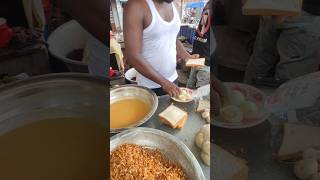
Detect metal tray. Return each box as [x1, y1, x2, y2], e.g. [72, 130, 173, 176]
[110, 127, 205, 180]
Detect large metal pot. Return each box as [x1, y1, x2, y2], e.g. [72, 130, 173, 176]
[0, 73, 107, 135]
[110, 85, 158, 133]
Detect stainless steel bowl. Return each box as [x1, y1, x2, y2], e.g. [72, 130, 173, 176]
[0, 73, 107, 135]
[110, 127, 205, 180]
[110, 85, 158, 133]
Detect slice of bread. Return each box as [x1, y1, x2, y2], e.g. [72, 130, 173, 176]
[242, 0, 302, 16]
[197, 100, 210, 112]
[277, 123, 320, 161]
[176, 115, 188, 129]
[186, 58, 205, 68]
[213, 144, 249, 180]
[159, 104, 188, 129]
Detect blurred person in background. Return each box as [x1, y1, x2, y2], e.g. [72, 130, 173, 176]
[244, 0, 320, 84]
[187, 0, 213, 89]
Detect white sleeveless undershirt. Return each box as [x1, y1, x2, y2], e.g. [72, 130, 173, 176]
[137, 0, 181, 89]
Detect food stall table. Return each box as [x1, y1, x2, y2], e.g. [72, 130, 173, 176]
[111, 94, 210, 180]
[212, 86, 297, 180]
[0, 43, 50, 76]
[109, 74, 210, 178]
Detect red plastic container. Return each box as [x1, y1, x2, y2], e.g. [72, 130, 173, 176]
[0, 18, 13, 48]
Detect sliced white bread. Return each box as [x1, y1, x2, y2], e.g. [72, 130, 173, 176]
[277, 123, 320, 161]
[159, 104, 188, 129]
[186, 58, 205, 68]
[213, 144, 249, 180]
[242, 0, 302, 16]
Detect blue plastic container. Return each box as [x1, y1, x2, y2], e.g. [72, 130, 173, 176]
[179, 25, 196, 44]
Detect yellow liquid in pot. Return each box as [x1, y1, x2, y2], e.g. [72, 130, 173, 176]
[110, 99, 150, 129]
[0, 118, 105, 180]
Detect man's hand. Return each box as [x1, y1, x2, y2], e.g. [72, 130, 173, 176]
[176, 39, 200, 60]
[161, 80, 181, 97]
[272, 16, 286, 24]
[188, 54, 200, 59]
[212, 75, 228, 116]
[181, 53, 200, 61]
[177, 54, 201, 67]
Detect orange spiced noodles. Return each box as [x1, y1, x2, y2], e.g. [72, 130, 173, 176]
[110, 144, 188, 180]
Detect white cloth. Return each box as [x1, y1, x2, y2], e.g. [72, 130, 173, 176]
[22, 0, 46, 30]
[137, 0, 181, 88]
[87, 35, 108, 78]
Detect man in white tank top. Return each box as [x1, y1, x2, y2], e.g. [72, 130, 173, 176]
[124, 0, 199, 97]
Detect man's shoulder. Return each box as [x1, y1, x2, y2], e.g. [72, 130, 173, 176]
[124, 0, 148, 22]
[126, 0, 147, 10]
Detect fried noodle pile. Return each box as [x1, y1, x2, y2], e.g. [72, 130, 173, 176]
[110, 144, 188, 180]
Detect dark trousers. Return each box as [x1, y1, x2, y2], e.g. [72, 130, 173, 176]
[151, 79, 178, 96]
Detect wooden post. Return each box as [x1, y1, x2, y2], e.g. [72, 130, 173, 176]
[110, 0, 121, 32]
[181, 0, 184, 18]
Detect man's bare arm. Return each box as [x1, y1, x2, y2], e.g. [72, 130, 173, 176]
[55, 0, 107, 46]
[176, 39, 191, 59]
[176, 39, 199, 60]
[124, 0, 180, 96]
